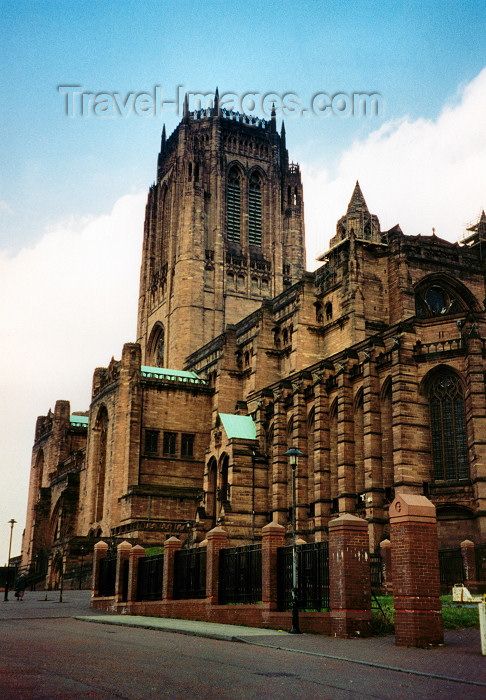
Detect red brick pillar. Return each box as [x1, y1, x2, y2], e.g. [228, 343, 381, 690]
[390, 494, 443, 647]
[261, 521, 286, 609]
[461, 539, 476, 587]
[162, 537, 182, 601]
[92, 541, 108, 596]
[206, 526, 229, 604]
[329, 513, 372, 637]
[115, 541, 132, 603]
[127, 544, 145, 603]
[379, 539, 392, 593]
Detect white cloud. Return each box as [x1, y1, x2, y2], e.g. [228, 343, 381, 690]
[303, 66, 486, 268]
[0, 192, 146, 563]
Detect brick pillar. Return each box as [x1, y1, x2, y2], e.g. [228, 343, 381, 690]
[379, 539, 392, 593]
[92, 541, 108, 596]
[115, 541, 132, 602]
[162, 537, 182, 601]
[206, 526, 229, 604]
[261, 521, 286, 609]
[390, 494, 443, 647]
[328, 513, 372, 637]
[127, 544, 145, 602]
[461, 539, 476, 587]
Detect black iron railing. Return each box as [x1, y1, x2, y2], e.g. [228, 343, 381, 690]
[475, 544, 486, 582]
[277, 541, 329, 612]
[137, 553, 164, 601]
[439, 547, 464, 592]
[173, 548, 207, 599]
[98, 552, 117, 596]
[370, 552, 383, 589]
[218, 544, 262, 605]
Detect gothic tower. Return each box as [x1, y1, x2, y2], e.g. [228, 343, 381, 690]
[136, 95, 306, 369]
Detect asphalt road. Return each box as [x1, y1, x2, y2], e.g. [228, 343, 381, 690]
[1, 592, 484, 699]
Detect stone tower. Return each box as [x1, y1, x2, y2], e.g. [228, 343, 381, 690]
[136, 94, 306, 369]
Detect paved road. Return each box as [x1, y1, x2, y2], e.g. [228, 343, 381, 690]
[1, 591, 485, 699]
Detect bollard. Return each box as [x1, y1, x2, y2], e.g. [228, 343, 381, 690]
[480, 596, 486, 656]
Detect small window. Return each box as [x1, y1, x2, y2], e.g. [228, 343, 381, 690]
[144, 429, 159, 456]
[163, 432, 177, 456]
[181, 434, 195, 458]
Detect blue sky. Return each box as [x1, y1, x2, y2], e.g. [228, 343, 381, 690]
[1, 0, 485, 562]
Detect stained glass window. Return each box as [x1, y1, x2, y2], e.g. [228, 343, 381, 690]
[429, 372, 468, 480]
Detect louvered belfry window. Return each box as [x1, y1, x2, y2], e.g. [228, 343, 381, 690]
[249, 172, 262, 247]
[227, 168, 241, 242]
[429, 372, 468, 480]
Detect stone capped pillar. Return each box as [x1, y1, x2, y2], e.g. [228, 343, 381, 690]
[92, 541, 109, 596]
[261, 521, 286, 608]
[390, 494, 443, 647]
[379, 539, 392, 593]
[162, 537, 182, 601]
[115, 541, 132, 602]
[328, 513, 371, 637]
[127, 544, 146, 602]
[460, 539, 476, 587]
[206, 526, 229, 603]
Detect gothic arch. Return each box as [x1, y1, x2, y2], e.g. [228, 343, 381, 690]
[421, 366, 469, 482]
[206, 457, 218, 527]
[93, 405, 109, 523]
[226, 163, 244, 243]
[147, 322, 165, 367]
[414, 273, 481, 318]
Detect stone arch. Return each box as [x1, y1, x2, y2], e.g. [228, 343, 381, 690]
[420, 365, 469, 482]
[147, 322, 165, 367]
[414, 273, 481, 318]
[92, 405, 109, 524]
[206, 457, 218, 527]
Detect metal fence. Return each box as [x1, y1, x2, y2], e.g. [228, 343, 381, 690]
[174, 547, 207, 599]
[137, 553, 164, 601]
[475, 544, 486, 582]
[277, 541, 330, 612]
[98, 552, 117, 596]
[219, 544, 262, 605]
[369, 552, 383, 589]
[438, 547, 464, 592]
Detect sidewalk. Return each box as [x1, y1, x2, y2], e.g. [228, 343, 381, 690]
[76, 614, 486, 690]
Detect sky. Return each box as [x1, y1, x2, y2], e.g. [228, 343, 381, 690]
[1, 0, 485, 564]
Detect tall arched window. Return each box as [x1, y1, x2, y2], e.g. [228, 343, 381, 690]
[94, 407, 108, 523]
[147, 322, 165, 367]
[249, 172, 262, 247]
[429, 371, 468, 480]
[227, 167, 241, 242]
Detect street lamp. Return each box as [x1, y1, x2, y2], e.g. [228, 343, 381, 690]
[79, 546, 86, 590]
[284, 448, 304, 634]
[7, 519, 17, 566]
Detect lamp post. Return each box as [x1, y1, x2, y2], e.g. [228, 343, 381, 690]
[7, 519, 17, 566]
[284, 448, 304, 634]
[78, 546, 86, 590]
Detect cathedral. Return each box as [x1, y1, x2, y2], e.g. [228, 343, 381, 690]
[20, 96, 486, 587]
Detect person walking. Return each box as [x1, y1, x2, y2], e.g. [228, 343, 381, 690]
[14, 575, 26, 601]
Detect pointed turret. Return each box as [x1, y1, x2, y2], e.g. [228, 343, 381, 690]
[328, 181, 381, 248]
[182, 93, 189, 123]
[214, 86, 219, 115]
[161, 124, 166, 151]
[270, 102, 277, 133]
[347, 181, 369, 215]
[280, 120, 286, 142]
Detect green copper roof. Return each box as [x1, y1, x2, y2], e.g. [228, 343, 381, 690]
[141, 366, 204, 383]
[219, 414, 257, 441]
[70, 415, 89, 426]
